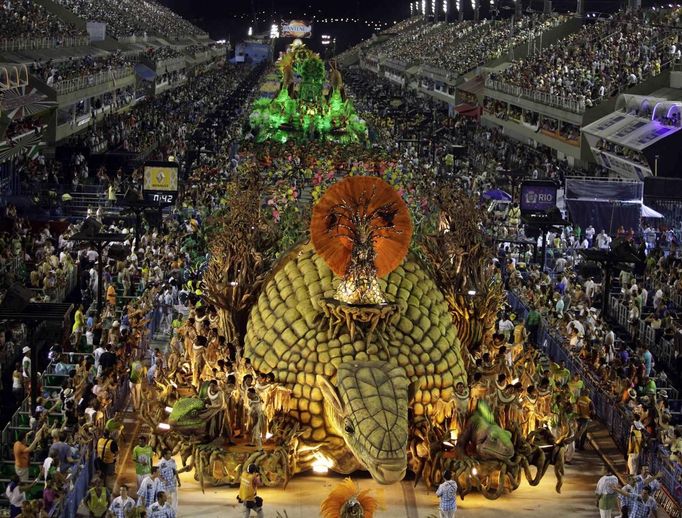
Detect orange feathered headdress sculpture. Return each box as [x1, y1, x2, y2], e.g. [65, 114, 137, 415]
[311, 176, 412, 279]
[320, 478, 379, 518]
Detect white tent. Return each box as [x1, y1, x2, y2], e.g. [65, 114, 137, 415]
[641, 204, 664, 218]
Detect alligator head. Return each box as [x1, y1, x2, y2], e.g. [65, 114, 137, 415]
[168, 397, 217, 437]
[461, 400, 514, 461]
[317, 360, 410, 484]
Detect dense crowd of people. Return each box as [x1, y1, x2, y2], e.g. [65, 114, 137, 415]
[143, 43, 221, 62]
[367, 15, 566, 77]
[53, 0, 206, 38]
[489, 8, 680, 107]
[0, 0, 85, 42]
[31, 52, 132, 89]
[503, 217, 682, 479]
[0, 68, 257, 512]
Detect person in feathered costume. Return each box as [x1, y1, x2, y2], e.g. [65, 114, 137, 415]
[320, 479, 379, 518]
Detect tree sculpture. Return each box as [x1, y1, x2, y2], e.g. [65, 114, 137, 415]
[201, 175, 277, 345]
[423, 189, 504, 353]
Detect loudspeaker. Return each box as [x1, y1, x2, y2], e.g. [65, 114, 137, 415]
[108, 244, 129, 261]
[450, 145, 467, 159]
[576, 262, 603, 282]
[1, 283, 34, 311]
[80, 217, 102, 237]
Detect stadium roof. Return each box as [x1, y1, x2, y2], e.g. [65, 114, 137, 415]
[582, 111, 681, 151]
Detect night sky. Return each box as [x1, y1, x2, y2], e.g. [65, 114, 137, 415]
[159, 0, 658, 51]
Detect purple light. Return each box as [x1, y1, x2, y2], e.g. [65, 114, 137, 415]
[651, 102, 662, 121]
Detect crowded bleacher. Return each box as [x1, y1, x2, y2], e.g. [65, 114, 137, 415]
[368, 14, 566, 77]
[31, 52, 133, 88]
[53, 0, 207, 38]
[488, 8, 679, 108]
[0, 0, 85, 42]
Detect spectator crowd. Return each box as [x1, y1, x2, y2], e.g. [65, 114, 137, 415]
[53, 0, 206, 38]
[489, 8, 680, 108]
[0, 0, 85, 42]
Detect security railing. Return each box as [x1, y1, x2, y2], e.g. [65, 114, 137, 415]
[507, 290, 682, 510]
[0, 34, 89, 52]
[53, 66, 134, 95]
[156, 56, 185, 71]
[193, 51, 210, 63]
[485, 78, 587, 114]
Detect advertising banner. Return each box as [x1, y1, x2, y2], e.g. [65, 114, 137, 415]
[143, 161, 179, 206]
[281, 20, 313, 38]
[520, 181, 557, 214]
[144, 165, 178, 191]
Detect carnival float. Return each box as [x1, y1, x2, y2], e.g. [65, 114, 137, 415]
[249, 42, 367, 143]
[140, 166, 571, 501]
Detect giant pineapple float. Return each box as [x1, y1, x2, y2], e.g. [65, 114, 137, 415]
[147, 172, 571, 498]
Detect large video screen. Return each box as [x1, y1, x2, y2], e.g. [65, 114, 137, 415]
[281, 19, 313, 38]
[520, 181, 557, 214]
[143, 162, 179, 205]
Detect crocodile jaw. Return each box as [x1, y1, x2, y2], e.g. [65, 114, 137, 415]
[319, 361, 409, 484]
[365, 458, 407, 484]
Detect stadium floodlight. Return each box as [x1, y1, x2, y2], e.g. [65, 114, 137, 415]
[248, 26, 253, 36]
[422, 0, 426, 13]
[442, 0, 448, 12]
[432, 0, 436, 15]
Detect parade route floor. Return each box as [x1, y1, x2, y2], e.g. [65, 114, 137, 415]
[176, 445, 603, 518]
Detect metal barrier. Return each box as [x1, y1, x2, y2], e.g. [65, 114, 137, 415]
[485, 78, 587, 114]
[46, 439, 95, 518]
[607, 296, 631, 329]
[0, 35, 89, 52]
[53, 66, 134, 95]
[507, 290, 682, 507]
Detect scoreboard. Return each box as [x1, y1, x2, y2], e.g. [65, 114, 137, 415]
[142, 161, 179, 206]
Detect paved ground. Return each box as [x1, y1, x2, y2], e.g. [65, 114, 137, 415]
[175, 444, 603, 518]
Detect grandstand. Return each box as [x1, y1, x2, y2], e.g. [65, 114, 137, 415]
[346, 7, 682, 176]
[52, 0, 208, 39]
[0, 0, 228, 222]
[365, 15, 568, 79]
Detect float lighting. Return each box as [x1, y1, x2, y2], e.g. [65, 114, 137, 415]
[312, 453, 334, 474]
